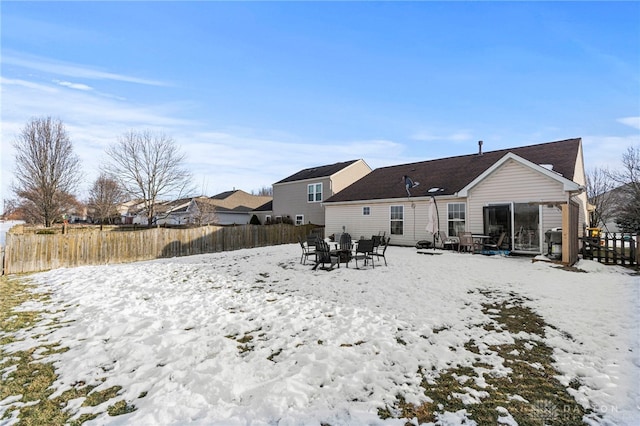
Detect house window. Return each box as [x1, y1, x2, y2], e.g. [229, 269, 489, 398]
[363, 206, 370, 216]
[308, 183, 322, 202]
[390, 205, 404, 235]
[447, 203, 466, 236]
[295, 214, 304, 225]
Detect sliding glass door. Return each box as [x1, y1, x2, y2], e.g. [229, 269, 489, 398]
[483, 205, 511, 242]
[513, 203, 540, 253]
[482, 203, 541, 253]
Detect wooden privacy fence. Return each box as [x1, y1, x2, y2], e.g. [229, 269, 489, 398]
[581, 232, 639, 267]
[2, 224, 319, 275]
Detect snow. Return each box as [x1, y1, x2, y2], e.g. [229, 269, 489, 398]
[1, 244, 639, 425]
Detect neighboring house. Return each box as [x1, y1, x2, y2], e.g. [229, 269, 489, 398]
[253, 200, 273, 225]
[155, 190, 273, 226]
[207, 190, 272, 225]
[272, 159, 372, 226]
[155, 198, 194, 225]
[68, 205, 88, 223]
[116, 199, 148, 225]
[323, 138, 589, 255]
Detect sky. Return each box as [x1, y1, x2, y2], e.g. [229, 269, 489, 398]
[1, 242, 638, 424]
[1, 1, 639, 208]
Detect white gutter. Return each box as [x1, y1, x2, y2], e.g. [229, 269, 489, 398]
[323, 194, 451, 207]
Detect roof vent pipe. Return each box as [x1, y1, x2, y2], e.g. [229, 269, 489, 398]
[478, 140, 483, 155]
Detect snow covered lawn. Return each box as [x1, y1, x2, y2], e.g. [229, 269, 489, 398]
[1, 244, 638, 425]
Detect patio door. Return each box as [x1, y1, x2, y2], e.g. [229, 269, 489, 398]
[483, 205, 511, 249]
[513, 203, 541, 253]
[483, 203, 541, 253]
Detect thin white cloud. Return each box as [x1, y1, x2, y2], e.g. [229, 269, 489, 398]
[0, 76, 58, 93]
[55, 80, 93, 91]
[177, 132, 412, 196]
[3, 51, 168, 87]
[0, 73, 193, 204]
[617, 116, 640, 130]
[582, 134, 640, 171]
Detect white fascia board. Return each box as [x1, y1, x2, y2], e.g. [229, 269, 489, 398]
[457, 152, 580, 197]
[323, 195, 434, 207]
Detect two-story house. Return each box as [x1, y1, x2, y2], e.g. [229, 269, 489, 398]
[272, 159, 372, 226]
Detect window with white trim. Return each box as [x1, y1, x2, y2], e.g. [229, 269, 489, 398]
[390, 205, 404, 235]
[447, 203, 466, 236]
[295, 214, 304, 226]
[308, 183, 322, 202]
[363, 206, 370, 216]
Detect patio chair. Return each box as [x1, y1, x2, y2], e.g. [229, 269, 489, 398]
[354, 239, 375, 269]
[306, 234, 320, 249]
[372, 236, 389, 266]
[372, 235, 383, 254]
[298, 237, 316, 265]
[312, 240, 339, 270]
[458, 232, 474, 253]
[483, 232, 507, 255]
[336, 233, 354, 267]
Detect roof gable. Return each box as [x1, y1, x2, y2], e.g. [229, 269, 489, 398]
[254, 200, 273, 212]
[275, 160, 361, 184]
[458, 152, 581, 196]
[209, 190, 272, 210]
[325, 138, 582, 202]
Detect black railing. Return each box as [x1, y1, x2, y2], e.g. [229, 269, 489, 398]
[581, 232, 638, 267]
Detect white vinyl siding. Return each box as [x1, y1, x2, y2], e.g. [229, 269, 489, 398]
[468, 159, 569, 252]
[325, 198, 458, 246]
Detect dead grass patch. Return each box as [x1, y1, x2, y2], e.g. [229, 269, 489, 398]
[379, 290, 590, 425]
[0, 276, 136, 425]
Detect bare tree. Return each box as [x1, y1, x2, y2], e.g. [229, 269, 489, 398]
[585, 167, 616, 228]
[87, 173, 125, 228]
[12, 117, 81, 227]
[104, 130, 193, 227]
[252, 186, 273, 196]
[609, 146, 640, 232]
[191, 197, 219, 226]
[1, 198, 19, 220]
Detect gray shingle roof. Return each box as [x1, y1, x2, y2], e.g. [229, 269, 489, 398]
[275, 160, 361, 184]
[325, 138, 581, 202]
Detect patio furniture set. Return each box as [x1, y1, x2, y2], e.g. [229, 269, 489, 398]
[299, 233, 389, 270]
[437, 232, 509, 255]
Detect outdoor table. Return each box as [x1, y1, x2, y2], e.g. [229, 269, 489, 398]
[443, 240, 459, 251]
[471, 235, 490, 253]
[330, 241, 354, 267]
